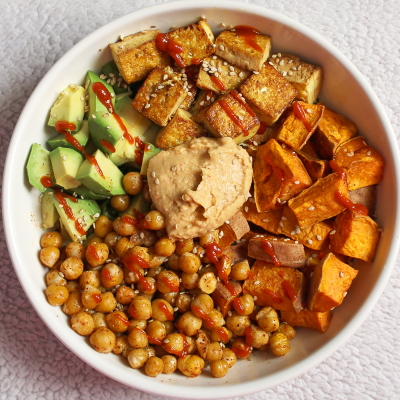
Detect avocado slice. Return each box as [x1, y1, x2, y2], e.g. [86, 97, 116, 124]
[48, 85, 86, 132]
[50, 147, 84, 190]
[41, 188, 59, 229]
[47, 120, 89, 151]
[119, 193, 150, 217]
[101, 61, 128, 95]
[75, 149, 126, 195]
[66, 185, 111, 201]
[86, 71, 115, 115]
[26, 143, 54, 193]
[140, 143, 161, 176]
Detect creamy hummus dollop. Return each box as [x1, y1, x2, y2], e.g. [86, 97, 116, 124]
[147, 137, 253, 240]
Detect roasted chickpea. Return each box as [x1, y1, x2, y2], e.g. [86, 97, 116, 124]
[116, 237, 134, 258]
[86, 242, 109, 267]
[270, 332, 290, 356]
[181, 272, 199, 290]
[129, 296, 152, 320]
[90, 327, 116, 353]
[206, 342, 223, 362]
[41, 232, 63, 249]
[144, 356, 164, 377]
[230, 261, 251, 281]
[151, 299, 174, 322]
[113, 335, 131, 356]
[128, 327, 148, 349]
[231, 338, 252, 359]
[177, 355, 204, 378]
[191, 294, 214, 317]
[226, 311, 250, 336]
[142, 182, 151, 202]
[198, 272, 217, 294]
[233, 294, 254, 316]
[81, 285, 102, 309]
[277, 323, 296, 340]
[127, 319, 147, 333]
[202, 309, 225, 330]
[179, 252, 201, 274]
[106, 311, 130, 333]
[104, 231, 119, 250]
[71, 312, 95, 336]
[79, 270, 101, 289]
[176, 293, 192, 313]
[111, 195, 130, 212]
[161, 355, 177, 374]
[64, 244, 84, 262]
[256, 307, 279, 333]
[40, 247, 60, 268]
[60, 257, 83, 280]
[125, 246, 150, 270]
[45, 269, 66, 287]
[161, 321, 175, 335]
[62, 291, 83, 315]
[156, 270, 180, 293]
[45, 284, 69, 306]
[163, 333, 183, 356]
[116, 285, 135, 305]
[146, 320, 166, 344]
[178, 312, 202, 336]
[127, 348, 149, 369]
[210, 327, 232, 344]
[155, 238, 176, 257]
[113, 217, 137, 236]
[186, 336, 197, 354]
[66, 280, 80, 293]
[222, 348, 237, 368]
[100, 263, 123, 288]
[143, 210, 165, 230]
[175, 239, 194, 256]
[247, 324, 270, 349]
[92, 312, 108, 330]
[199, 231, 219, 247]
[93, 215, 113, 238]
[95, 291, 117, 313]
[123, 172, 143, 195]
[210, 360, 229, 378]
[168, 253, 180, 272]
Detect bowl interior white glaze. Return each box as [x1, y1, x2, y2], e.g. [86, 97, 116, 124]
[3, 1, 400, 398]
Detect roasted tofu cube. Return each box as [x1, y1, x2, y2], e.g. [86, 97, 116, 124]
[334, 136, 385, 190]
[239, 63, 297, 125]
[243, 260, 306, 312]
[248, 235, 306, 268]
[190, 90, 218, 115]
[214, 29, 271, 71]
[222, 242, 253, 266]
[288, 173, 348, 228]
[242, 199, 284, 235]
[172, 64, 199, 110]
[254, 139, 312, 211]
[281, 309, 332, 333]
[212, 281, 242, 317]
[195, 90, 260, 144]
[348, 185, 377, 216]
[277, 206, 333, 250]
[196, 55, 251, 95]
[311, 106, 358, 159]
[218, 211, 250, 249]
[132, 67, 187, 126]
[330, 210, 381, 262]
[268, 53, 323, 104]
[109, 30, 171, 84]
[154, 109, 206, 149]
[308, 253, 358, 312]
[166, 20, 215, 67]
[273, 101, 325, 150]
[295, 150, 330, 183]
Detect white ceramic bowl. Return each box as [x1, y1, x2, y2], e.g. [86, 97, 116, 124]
[3, 1, 400, 398]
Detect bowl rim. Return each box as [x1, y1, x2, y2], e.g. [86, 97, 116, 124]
[3, 1, 400, 398]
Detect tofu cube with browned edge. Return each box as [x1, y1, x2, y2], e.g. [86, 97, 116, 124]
[218, 211, 250, 249]
[254, 139, 312, 211]
[132, 67, 187, 126]
[212, 281, 242, 317]
[281, 309, 332, 333]
[348, 185, 377, 216]
[172, 64, 199, 110]
[239, 63, 297, 125]
[155, 109, 206, 150]
[307, 253, 358, 312]
[295, 149, 330, 183]
[109, 30, 171, 84]
[330, 209, 382, 262]
[195, 91, 260, 144]
[334, 136, 385, 190]
[268, 53, 323, 104]
[215, 29, 271, 71]
[190, 90, 218, 116]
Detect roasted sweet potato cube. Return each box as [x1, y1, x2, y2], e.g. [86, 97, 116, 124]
[167, 20, 215, 67]
[195, 91, 260, 144]
[214, 29, 271, 71]
[190, 90, 218, 115]
[239, 63, 297, 125]
[272, 101, 324, 150]
[132, 66, 187, 126]
[222, 242, 253, 266]
[295, 150, 330, 183]
[349, 185, 377, 216]
[277, 206, 333, 250]
[248, 235, 306, 268]
[254, 139, 312, 211]
[334, 136, 385, 190]
[288, 173, 348, 228]
[243, 260, 306, 312]
[212, 281, 242, 317]
[242, 200, 283, 235]
[281, 309, 332, 333]
[308, 253, 358, 312]
[109, 30, 171, 84]
[311, 106, 358, 159]
[218, 211, 250, 249]
[268, 53, 323, 104]
[330, 210, 381, 262]
[155, 109, 206, 149]
[196, 55, 251, 95]
[301, 141, 319, 158]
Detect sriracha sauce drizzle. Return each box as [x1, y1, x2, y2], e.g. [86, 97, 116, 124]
[192, 305, 215, 328]
[40, 176, 53, 188]
[234, 25, 263, 52]
[155, 33, 186, 67]
[261, 239, 281, 266]
[293, 101, 313, 132]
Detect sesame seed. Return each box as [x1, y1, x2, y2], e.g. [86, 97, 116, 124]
[308, 239, 313, 245]
[367, 151, 371, 155]
[59, 204, 63, 208]
[77, 117, 81, 121]
[290, 230, 296, 236]
[276, 58, 280, 64]
[316, 235, 322, 241]
[145, 103, 151, 109]
[261, 87, 267, 93]
[254, 281, 260, 285]
[344, 292, 348, 297]
[48, 192, 53, 196]
[272, 54, 277, 58]
[279, 222, 284, 227]
[269, 62, 274, 66]
[163, 74, 168, 80]
[279, 60, 284, 65]
[80, 96, 84, 101]
[140, 232, 145, 239]
[219, 44, 225, 51]
[62, 155, 66, 161]
[229, 72, 236, 76]
[238, 115, 243, 121]
[288, 71, 293, 76]
[292, 67, 297, 71]
[214, 72, 219, 78]
[330, 230, 336, 235]
[298, 65, 302, 70]
[253, 71, 259, 74]
[340, 272, 344, 278]
[277, 198, 281, 203]
[51, 114, 57, 118]
[152, 171, 156, 178]
[155, 178, 160, 185]
[308, 206, 315, 211]
[106, 125, 111, 129]
[282, 71, 287, 76]
[294, 181, 300, 184]
[239, 72, 244, 78]
[245, 206, 249, 212]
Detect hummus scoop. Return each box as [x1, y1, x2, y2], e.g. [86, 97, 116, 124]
[147, 136, 253, 240]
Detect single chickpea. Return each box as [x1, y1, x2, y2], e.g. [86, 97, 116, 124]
[45, 284, 69, 306]
[127, 319, 147, 333]
[210, 360, 229, 378]
[222, 348, 237, 368]
[191, 294, 214, 316]
[113, 217, 137, 237]
[177, 355, 205, 378]
[62, 291, 83, 315]
[104, 231, 119, 250]
[124, 246, 150, 270]
[179, 252, 201, 274]
[40, 247, 60, 268]
[116, 237, 134, 258]
[256, 307, 279, 333]
[101, 263, 123, 288]
[144, 356, 164, 377]
[198, 272, 217, 294]
[277, 323, 296, 340]
[210, 327, 232, 344]
[230, 261, 250, 281]
[66, 280, 80, 293]
[161, 321, 175, 335]
[65, 242, 86, 260]
[156, 270, 180, 294]
[176, 293, 191, 313]
[123, 172, 143, 195]
[127, 348, 149, 369]
[81, 285, 102, 309]
[181, 272, 199, 290]
[113, 335, 131, 356]
[40, 232, 63, 249]
[270, 332, 290, 356]
[71, 312, 95, 336]
[178, 312, 202, 336]
[175, 239, 194, 256]
[106, 311, 131, 333]
[86, 242, 109, 267]
[151, 299, 174, 322]
[158, 292, 178, 308]
[155, 238, 176, 257]
[161, 355, 177, 374]
[90, 327, 116, 353]
[168, 253, 180, 272]
[92, 312, 108, 330]
[206, 342, 223, 362]
[226, 311, 251, 336]
[111, 195, 130, 212]
[232, 338, 252, 359]
[143, 210, 165, 231]
[79, 270, 101, 289]
[248, 324, 270, 349]
[146, 320, 166, 344]
[202, 309, 225, 330]
[60, 257, 84, 280]
[116, 285, 135, 305]
[199, 231, 219, 247]
[94, 291, 117, 313]
[163, 333, 183, 356]
[45, 269, 67, 287]
[128, 327, 148, 349]
[233, 294, 254, 316]
[94, 215, 114, 238]
[129, 296, 152, 320]
[136, 276, 157, 295]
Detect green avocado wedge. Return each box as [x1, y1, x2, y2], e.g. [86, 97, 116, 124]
[26, 143, 54, 193]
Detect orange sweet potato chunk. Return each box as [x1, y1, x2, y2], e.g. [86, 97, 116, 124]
[296, 150, 330, 183]
[254, 139, 312, 212]
[212, 281, 242, 317]
[218, 211, 250, 249]
[330, 210, 382, 262]
[222, 242, 253, 266]
[334, 136, 385, 190]
[242, 200, 283, 235]
[280, 309, 332, 333]
[308, 253, 358, 312]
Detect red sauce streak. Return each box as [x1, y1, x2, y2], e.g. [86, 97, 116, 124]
[210, 75, 226, 92]
[61, 193, 78, 203]
[329, 160, 348, 187]
[148, 336, 163, 345]
[192, 58, 201, 65]
[218, 98, 247, 132]
[192, 305, 215, 328]
[335, 191, 368, 216]
[100, 139, 116, 153]
[155, 33, 186, 68]
[230, 90, 257, 119]
[176, 326, 189, 358]
[84, 153, 105, 179]
[129, 304, 139, 319]
[264, 288, 284, 304]
[91, 293, 102, 304]
[134, 150, 143, 166]
[245, 326, 253, 347]
[234, 25, 263, 52]
[158, 302, 174, 321]
[293, 101, 313, 132]
[161, 277, 179, 293]
[88, 245, 100, 261]
[233, 298, 245, 314]
[216, 327, 229, 342]
[122, 251, 150, 270]
[206, 90, 214, 99]
[278, 271, 298, 302]
[115, 314, 131, 327]
[265, 153, 285, 184]
[122, 215, 138, 226]
[248, 270, 255, 280]
[256, 121, 268, 136]
[261, 240, 281, 266]
[231, 341, 251, 358]
[40, 176, 53, 188]
[102, 268, 112, 281]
